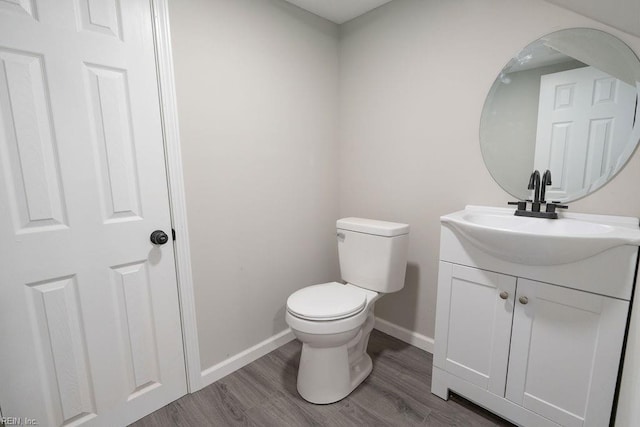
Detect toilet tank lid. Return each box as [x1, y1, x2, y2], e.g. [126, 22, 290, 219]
[337, 217, 409, 237]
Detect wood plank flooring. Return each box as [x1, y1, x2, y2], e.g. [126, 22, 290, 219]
[131, 330, 515, 426]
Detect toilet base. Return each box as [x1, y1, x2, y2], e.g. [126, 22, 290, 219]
[296, 312, 375, 404]
[349, 352, 373, 393]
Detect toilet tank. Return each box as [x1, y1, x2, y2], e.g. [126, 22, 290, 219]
[336, 218, 410, 293]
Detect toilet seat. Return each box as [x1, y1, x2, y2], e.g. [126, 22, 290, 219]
[287, 282, 368, 321]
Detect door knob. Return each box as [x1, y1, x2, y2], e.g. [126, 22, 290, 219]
[499, 291, 509, 300]
[519, 296, 529, 305]
[150, 230, 169, 245]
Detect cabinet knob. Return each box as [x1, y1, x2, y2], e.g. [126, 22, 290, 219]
[519, 296, 529, 305]
[499, 291, 509, 300]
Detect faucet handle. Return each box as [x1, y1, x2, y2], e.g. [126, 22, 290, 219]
[550, 201, 568, 208]
[546, 202, 568, 213]
[508, 201, 527, 210]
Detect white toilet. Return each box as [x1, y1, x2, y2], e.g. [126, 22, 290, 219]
[285, 217, 410, 404]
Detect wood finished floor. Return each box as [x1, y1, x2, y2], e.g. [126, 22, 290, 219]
[131, 330, 515, 426]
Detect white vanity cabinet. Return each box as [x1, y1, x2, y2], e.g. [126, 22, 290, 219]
[432, 213, 639, 427]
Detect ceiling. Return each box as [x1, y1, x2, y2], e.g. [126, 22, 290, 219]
[283, 0, 394, 24]
[282, 0, 640, 38]
[544, 0, 640, 38]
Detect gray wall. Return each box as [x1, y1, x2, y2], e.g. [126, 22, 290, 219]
[169, 0, 340, 370]
[338, 0, 640, 342]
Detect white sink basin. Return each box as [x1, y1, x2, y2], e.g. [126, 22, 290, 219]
[442, 206, 640, 265]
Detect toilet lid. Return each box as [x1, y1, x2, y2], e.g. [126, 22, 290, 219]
[287, 282, 368, 321]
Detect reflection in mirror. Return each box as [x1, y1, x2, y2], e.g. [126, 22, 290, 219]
[480, 28, 640, 202]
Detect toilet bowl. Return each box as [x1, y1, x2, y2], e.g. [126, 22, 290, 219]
[286, 282, 379, 404]
[285, 218, 410, 404]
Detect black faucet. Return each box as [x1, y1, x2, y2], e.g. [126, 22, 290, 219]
[509, 169, 567, 219]
[528, 170, 541, 212]
[540, 170, 552, 203]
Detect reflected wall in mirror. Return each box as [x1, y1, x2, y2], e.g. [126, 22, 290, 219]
[480, 28, 640, 202]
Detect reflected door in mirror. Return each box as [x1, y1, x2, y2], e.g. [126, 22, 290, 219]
[534, 66, 636, 200]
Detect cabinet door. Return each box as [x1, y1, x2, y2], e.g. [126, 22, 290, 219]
[506, 279, 629, 427]
[434, 262, 516, 396]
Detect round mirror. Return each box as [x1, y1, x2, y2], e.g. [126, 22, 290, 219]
[480, 28, 640, 202]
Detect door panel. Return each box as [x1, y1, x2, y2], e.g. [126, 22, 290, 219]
[434, 262, 516, 396]
[27, 276, 96, 423]
[506, 279, 628, 427]
[0, 1, 187, 426]
[0, 49, 68, 232]
[85, 63, 144, 222]
[112, 261, 161, 394]
[77, 0, 123, 39]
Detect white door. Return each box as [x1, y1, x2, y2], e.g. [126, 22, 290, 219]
[433, 262, 516, 397]
[0, 1, 186, 426]
[506, 279, 628, 427]
[534, 66, 636, 200]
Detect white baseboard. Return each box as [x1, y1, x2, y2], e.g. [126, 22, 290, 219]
[200, 328, 295, 389]
[374, 317, 434, 354]
[199, 320, 432, 390]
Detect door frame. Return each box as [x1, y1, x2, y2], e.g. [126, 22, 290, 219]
[150, 0, 202, 392]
